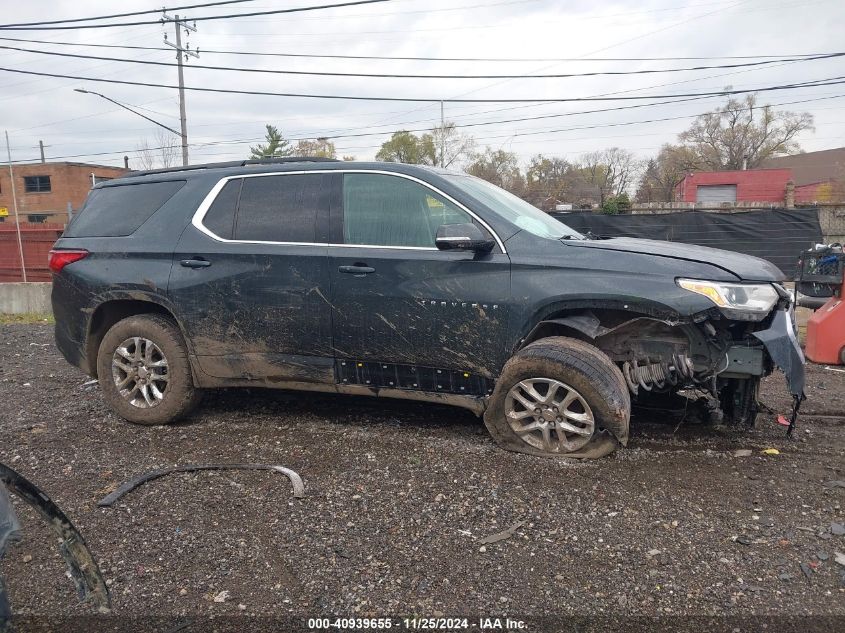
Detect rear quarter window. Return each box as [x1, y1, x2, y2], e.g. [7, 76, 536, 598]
[64, 180, 186, 237]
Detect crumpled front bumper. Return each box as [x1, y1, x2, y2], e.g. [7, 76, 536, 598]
[752, 308, 806, 398]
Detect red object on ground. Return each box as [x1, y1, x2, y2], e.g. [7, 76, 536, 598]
[805, 284, 845, 365]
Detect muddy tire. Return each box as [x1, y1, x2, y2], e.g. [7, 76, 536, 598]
[96, 314, 202, 425]
[484, 336, 630, 459]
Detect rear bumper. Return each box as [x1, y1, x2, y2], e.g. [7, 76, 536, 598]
[51, 275, 93, 376]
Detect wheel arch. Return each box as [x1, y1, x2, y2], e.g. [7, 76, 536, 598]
[85, 298, 184, 377]
[516, 299, 688, 352]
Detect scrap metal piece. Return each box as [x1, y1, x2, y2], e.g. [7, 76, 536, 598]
[98, 463, 305, 507]
[478, 520, 526, 545]
[1, 482, 22, 633]
[0, 463, 111, 612]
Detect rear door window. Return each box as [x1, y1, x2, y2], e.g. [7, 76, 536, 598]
[202, 179, 242, 240]
[232, 174, 328, 243]
[65, 180, 185, 237]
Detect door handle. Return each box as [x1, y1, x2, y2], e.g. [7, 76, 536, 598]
[338, 264, 375, 275]
[180, 258, 212, 268]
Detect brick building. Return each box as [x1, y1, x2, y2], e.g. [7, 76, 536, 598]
[674, 147, 845, 205]
[675, 168, 794, 204]
[0, 161, 129, 225]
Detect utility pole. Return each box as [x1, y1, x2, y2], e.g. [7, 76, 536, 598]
[162, 12, 198, 166]
[38, 140, 45, 163]
[440, 100, 445, 168]
[5, 131, 27, 282]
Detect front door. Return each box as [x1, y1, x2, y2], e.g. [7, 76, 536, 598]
[329, 172, 511, 393]
[169, 172, 336, 383]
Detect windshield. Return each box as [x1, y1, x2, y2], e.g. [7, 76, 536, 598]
[448, 175, 583, 240]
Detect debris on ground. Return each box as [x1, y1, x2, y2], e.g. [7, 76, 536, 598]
[477, 520, 526, 545]
[2, 323, 844, 618]
[762, 448, 781, 455]
[0, 462, 111, 617]
[98, 463, 305, 507]
[800, 562, 814, 583]
[212, 590, 230, 603]
[732, 449, 753, 457]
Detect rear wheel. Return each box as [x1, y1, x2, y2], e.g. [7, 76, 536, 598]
[96, 314, 202, 425]
[484, 337, 630, 459]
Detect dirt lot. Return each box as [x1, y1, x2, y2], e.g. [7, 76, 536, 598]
[1, 323, 844, 629]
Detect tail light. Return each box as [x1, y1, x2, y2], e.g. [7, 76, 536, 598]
[48, 249, 89, 274]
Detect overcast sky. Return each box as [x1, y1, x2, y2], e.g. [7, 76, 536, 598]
[1, 0, 844, 170]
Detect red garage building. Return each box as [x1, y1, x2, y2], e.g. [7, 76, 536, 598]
[675, 169, 792, 204]
[675, 147, 845, 205]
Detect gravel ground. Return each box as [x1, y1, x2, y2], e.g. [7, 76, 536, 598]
[1, 323, 844, 629]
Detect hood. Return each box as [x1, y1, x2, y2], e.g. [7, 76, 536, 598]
[564, 237, 784, 282]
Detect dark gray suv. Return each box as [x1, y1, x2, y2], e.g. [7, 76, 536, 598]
[50, 158, 804, 459]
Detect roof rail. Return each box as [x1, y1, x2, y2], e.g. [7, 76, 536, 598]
[123, 156, 341, 178]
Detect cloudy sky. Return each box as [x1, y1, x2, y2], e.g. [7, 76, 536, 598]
[1, 0, 844, 169]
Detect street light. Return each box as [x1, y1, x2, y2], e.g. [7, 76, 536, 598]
[73, 88, 185, 163]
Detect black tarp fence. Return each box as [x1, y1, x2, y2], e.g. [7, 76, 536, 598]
[551, 207, 822, 277]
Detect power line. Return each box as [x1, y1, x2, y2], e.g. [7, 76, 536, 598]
[14, 92, 842, 163]
[0, 35, 835, 64]
[4, 44, 842, 80]
[0, 0, 259, 28]
[0, 0, 398, 31]
[2, 65, 842, 103]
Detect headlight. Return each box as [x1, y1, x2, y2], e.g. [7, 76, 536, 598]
[677, 279, 779, 317]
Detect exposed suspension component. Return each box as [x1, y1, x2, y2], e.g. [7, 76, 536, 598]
[622, 354, 695, 394]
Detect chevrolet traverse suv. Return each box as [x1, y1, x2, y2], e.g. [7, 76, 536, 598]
[50, 158, 804, 459]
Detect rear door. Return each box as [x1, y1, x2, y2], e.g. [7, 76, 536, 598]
[168, 171, 336, 383]
[328, 172, 511, 393]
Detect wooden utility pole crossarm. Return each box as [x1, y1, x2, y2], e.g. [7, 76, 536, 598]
[162, 12, 198, 167]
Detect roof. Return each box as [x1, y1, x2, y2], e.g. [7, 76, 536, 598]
[119, 157, 462, 182]
[11, 161, 130, 171]
[760, 147, 845, 186]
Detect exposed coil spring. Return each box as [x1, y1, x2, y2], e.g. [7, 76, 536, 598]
[622, 354, 695, 394]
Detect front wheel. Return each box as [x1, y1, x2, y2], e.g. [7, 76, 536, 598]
[96, 314, 202, 425]
[484, 337, 630, 459]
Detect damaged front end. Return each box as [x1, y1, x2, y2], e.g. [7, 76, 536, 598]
[544, 284, 804, 431]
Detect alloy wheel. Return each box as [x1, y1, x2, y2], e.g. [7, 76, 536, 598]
[504, 378, 595, 453]
[110, 337, 169, 408]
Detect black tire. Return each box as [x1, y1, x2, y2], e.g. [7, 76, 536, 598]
[484, 336, 630, 459]
[96, 314, 202, 425]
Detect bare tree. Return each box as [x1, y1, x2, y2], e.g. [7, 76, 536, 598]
[465, 148, 524, 193]
[678, 94, 814, 170]
[635, 144, 701, 202]
[579, 147, 640, 203]
[294, 138, 337, 158]
[431, 122, 476, 169]
[135, 129, 179, 170]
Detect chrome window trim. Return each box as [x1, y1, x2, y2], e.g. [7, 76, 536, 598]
[190, 169, 507, 254]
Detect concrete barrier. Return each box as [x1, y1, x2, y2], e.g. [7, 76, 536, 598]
[0, 282, 52, 314]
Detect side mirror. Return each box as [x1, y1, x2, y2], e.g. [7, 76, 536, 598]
[435, 223, 495, 253]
